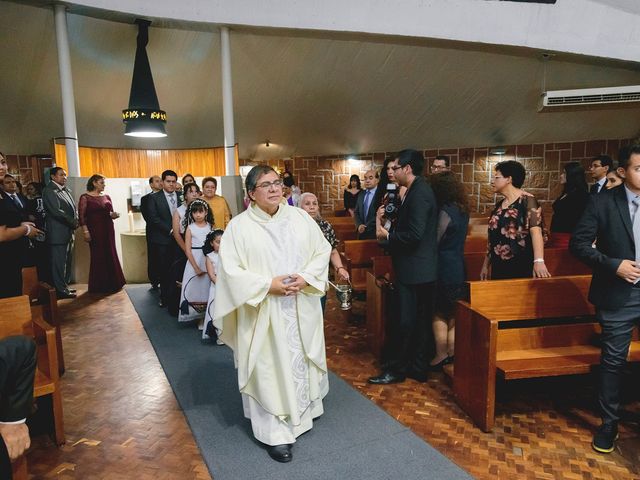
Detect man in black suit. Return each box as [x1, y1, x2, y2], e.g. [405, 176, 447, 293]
[145, 170, 180, 307]
[353, 169, 379, 239]
[368, 149, 438, 384]
[0, 336, 36, 479]
[588, 154, 613, 194]
[42, 167, 78, 299]
[140, 175, 163, 290]
[1, 175, 28, 220]
[570, 144, 640, 454]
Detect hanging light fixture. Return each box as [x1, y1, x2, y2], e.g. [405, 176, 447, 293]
[122, 19, 167, 138]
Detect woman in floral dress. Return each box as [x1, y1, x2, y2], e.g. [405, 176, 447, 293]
[480, 160, 550, 280]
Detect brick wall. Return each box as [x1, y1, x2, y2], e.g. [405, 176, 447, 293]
[240, 138, 631, 217]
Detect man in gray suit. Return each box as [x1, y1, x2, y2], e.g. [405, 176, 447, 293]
[42, 167, 78, 299]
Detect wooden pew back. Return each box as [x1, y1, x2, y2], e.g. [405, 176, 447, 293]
[342, 240, 386, 293]
[465, 275, 594, 321]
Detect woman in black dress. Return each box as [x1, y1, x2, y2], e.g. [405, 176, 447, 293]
[343, 174, 361, 216]
[548, 162, 588, 249]
[480, 160, 550, 280]
[428, 171, 470, 370]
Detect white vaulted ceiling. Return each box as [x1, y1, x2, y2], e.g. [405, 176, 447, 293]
[1, 0, 640, 161]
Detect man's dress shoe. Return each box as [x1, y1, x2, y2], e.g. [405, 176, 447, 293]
[267, 444, 292, 463]
[56, 290, 76, 300]
[406, 369, 428, 383]
[367, 372, 406, 384]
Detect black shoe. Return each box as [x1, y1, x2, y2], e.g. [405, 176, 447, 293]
[67, 288, 77, 294]
[158, 300, 165, 308]
[150, 284, 159, 291]
[406, 369, 428, 383]
[56, 290, 76, 300]
[427, 356, 453, 372]
[267, 444, 292, 463]
[592, 423, 618, 453]
[368, 371, 406, 385]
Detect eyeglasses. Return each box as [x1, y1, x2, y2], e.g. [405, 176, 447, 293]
[255, 179, 284, 189]
[430, 165, 447, 171]
[389, 165, 405, 171]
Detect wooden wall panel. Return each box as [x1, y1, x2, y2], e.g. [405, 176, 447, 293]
[54, 144, 238, 178]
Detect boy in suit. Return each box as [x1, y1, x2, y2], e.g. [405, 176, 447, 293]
[570, 144, 640, 453]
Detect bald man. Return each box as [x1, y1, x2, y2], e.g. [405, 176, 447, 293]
[353, 169, 379, 239]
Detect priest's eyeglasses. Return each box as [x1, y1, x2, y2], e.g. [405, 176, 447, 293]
[255, 180, 284, 189]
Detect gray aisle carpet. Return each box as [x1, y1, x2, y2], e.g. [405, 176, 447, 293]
[125, 285, 472, 480]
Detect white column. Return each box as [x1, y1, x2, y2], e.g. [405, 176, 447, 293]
[53, 4, 80, 177]
[220, 27, 236, 176]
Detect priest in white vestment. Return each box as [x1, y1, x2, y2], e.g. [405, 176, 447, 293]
[213, 165, 332, 463]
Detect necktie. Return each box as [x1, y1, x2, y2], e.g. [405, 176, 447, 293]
[364, 190, 372, 218]
[590, 183, 600, 194]
[11, 194, 22, 209]
[633, 197, 640, 268]
[169, 193, 176, 214]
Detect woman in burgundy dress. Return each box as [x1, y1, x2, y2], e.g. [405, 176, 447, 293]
[79, 174, 126, 293]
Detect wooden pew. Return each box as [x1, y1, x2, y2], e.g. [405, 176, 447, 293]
[366, 250, 593, 361]
[331, 223, 358, 244]
[463, 248, 592, 282]
[22, 267, 64, 375]
[12, 455, 27, 480]
[464, 235, 487, 254]
[453, 275, 640, 432]
[366, 256, 394, 357]
[0, 296, 65, 445]
[324, 216, 357, 226]
[340, 240, 386, 294]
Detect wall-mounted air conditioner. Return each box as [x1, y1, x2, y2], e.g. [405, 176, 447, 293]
[539, 85, 640, 111]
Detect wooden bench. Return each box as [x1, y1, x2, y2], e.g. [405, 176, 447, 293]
[22, 267, 64, 375]
[366, 251, 593, 361]
[0, 295, 65, 445]
[463, 248, 592, 281]
[324, 216, 357, 225]
[340, 240, 386, 294]
[453, 275, 640, 432]
[464, 235, 487, 253]
[331, 223, 358, 244]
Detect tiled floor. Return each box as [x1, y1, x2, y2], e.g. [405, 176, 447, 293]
[25, 286, 640, 479]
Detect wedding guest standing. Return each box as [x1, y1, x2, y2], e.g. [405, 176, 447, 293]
[43, 167, 78, 299]
[202, 177, 231, 229]
[140, 175, 163, 289]
[343, 174, 361, 217]
[78, 174, 126, 293]
[548, 162, 589, 248]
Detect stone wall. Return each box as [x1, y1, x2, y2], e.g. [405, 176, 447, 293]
[240, 138, 631, 217]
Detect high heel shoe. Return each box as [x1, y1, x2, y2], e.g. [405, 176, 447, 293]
[427, 355, 453, 372]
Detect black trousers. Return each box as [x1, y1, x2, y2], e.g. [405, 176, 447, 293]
[149, 241, 177, 305]
[0, 262, 21, 299]
[597, 287, 640, 425]
[0, 336, 37, 480]
[146, 236, 160, 287]
[383, 280, 436, 374]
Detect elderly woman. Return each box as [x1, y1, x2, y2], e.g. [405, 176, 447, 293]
[202, 176, 231, 229]
[78, 174, 126, 293]
[213, 165, 331, 463]
[299, 192, 350, 311]
[480, 160, 550, 280]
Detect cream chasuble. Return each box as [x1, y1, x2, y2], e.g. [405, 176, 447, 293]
[213, 202, 331, 444]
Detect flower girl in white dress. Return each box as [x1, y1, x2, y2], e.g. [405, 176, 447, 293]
[202, 229, 224, 341]
[178, 199, 214, 324]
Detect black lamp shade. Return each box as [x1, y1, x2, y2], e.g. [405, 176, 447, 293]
[123, 19, 167, 137]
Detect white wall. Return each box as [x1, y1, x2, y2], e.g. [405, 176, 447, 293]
[64, 0, 640, 63]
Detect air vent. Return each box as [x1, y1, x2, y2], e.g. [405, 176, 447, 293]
[540, 85, 640, 111]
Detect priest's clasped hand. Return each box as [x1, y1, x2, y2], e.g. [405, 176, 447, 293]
[269, 274, 309, 296]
